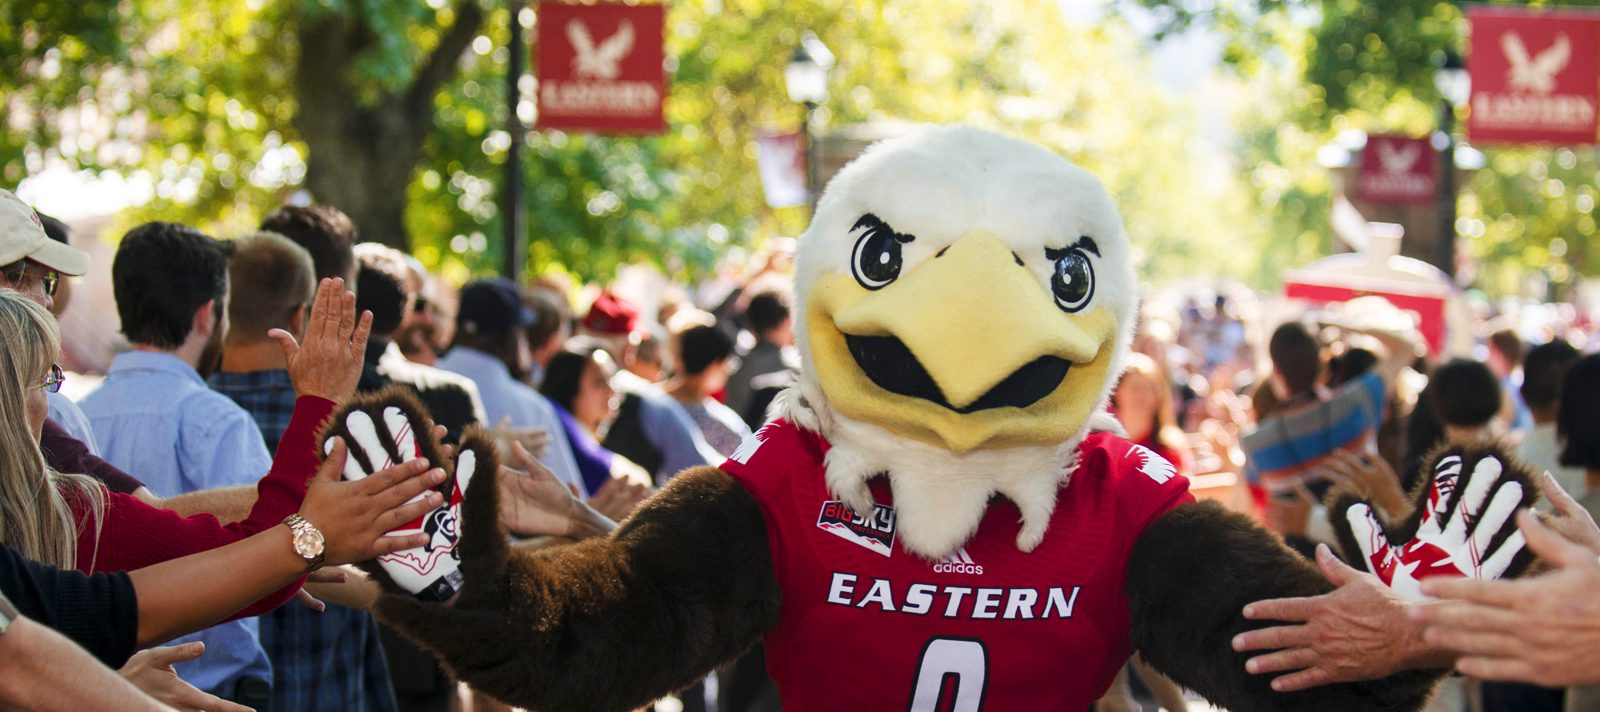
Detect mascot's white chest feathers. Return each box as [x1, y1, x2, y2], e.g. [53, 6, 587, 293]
[781, 125, 1140, 562]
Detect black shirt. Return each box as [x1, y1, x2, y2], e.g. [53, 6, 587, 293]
[0, 542, 138, 667]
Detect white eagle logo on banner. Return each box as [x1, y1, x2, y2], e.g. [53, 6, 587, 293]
[568, 19, 636, 79]
[1503, 31, 1571, 93]
[1376, 140, 1420, 175]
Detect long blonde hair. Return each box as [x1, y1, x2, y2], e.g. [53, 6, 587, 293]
[0, 291, 105, 569]
[1116, 352, 1188, 455]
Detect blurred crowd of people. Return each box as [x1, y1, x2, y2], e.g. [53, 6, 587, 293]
[6, 184, 1600, 712]
[0, 192, 808, 712]
[1102, 284, 1600, 712]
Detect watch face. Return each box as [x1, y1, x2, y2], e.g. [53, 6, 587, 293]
[293, 526, 325, 560]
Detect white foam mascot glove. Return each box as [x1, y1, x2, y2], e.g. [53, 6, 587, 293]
[1334, 447, 1534, 602]
[321, 392, 496, 601]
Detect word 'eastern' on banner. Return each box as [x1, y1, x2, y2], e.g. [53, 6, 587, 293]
[536, 2, 666, 135]
[1468, 6, 1600, 146]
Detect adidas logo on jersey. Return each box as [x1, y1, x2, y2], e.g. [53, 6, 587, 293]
[931, 547, 983, 575]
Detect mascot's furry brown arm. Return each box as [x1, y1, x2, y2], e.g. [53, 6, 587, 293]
[1128, 502, 1443, 711]
[330, 126, 1538, 712]
[374, 466, 780, 712]
[1128, 442, 1537, 712]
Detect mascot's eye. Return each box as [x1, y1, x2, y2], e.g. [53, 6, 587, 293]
[850, 214, 911, 290]
[1048, 247, 1095, 312]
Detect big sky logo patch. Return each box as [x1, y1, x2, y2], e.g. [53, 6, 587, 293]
[817, 500, 897, 557]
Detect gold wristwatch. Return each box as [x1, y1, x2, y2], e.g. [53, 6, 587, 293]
[282, 514, 326, 571]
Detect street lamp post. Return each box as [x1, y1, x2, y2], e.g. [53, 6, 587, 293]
[784, 33, 834, 209]
[1434, 51, 1470, 281]
[503, 0, 527, 279]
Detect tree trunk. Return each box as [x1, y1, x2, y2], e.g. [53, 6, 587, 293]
[292, 2, 485, 251]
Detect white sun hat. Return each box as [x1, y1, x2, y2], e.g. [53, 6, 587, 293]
[0, 188, 90, 276]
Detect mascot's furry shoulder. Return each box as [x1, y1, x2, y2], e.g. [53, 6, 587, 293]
[328, 125, 1537, 712]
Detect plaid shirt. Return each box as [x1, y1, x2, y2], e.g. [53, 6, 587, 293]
[210, 369, 398, 712]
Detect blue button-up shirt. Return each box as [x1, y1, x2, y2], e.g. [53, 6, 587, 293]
[47, 391, 100, 455]
[79, 350, 274, 696]
[210, 368, 399, 711]
[436, 346, 586, 493]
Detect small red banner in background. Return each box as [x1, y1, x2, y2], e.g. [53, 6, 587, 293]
[1468, 6, 1600, 145]
[1356, 135, 1436, 205]
[535, 2, 666, 134]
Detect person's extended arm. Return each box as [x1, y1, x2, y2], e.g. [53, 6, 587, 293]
[157, 485, 256, 522]
[305, 439, 621, 612]
[127, 442, 443, 646]
[0, 610, 170, 712]
[1230, 544, 1454, 690]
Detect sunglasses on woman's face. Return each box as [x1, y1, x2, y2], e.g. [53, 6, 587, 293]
[36, 364, 65, 394]
[1, 262, 60, 298]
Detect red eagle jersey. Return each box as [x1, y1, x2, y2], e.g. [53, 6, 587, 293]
[720, 420, 1194, 711]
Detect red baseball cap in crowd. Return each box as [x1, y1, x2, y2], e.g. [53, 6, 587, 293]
[582, 291, 640, 335]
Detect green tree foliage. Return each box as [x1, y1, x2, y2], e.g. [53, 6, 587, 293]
[3, 0, 1266, 287]
[1135, 0, 1600, 297]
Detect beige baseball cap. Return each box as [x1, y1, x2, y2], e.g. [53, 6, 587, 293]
[0, 188, 89, 276]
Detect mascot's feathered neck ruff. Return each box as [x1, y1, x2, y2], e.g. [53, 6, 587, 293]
[776, 125, 1138, 561]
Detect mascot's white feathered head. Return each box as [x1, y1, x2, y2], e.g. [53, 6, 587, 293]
[777, 125, 1138, 560]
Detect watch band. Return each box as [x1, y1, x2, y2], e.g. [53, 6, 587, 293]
[0, 591, 18, 635]
[282, 514, 326, 570]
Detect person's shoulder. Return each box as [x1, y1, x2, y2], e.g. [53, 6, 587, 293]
[509, 382, 560, 419]
[1335, 369, 1385, 403]
[179, 387, 267, 437]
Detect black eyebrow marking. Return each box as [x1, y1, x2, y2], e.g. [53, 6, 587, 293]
[851, 213, 915, 243]
[1045, 236, 1099, 261]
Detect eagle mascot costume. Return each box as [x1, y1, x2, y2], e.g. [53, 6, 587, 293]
[323, 125, 1537, 711]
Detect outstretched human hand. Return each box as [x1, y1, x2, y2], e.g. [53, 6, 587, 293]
[1536, 470, 1600, 556]
[498, 441, 615, 539]
[270, 277, 373, 402]
[587, 475, 651, 522]
[1324, 451, 1408, 520]
[298, 438, 447, 566]
[119, 643, 252, 712]
[1411, 510, 1600, 686]
[1233, 544, 1438, 692]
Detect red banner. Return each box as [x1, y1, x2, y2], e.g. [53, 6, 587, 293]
[1468, 6, 1600, 145]
[535, 2, 665, 134]
[1356, 135, 1436, 205]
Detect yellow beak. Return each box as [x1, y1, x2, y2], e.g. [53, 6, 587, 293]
[834, 233, 1101, 409]
[808, 231, 1117, 452]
